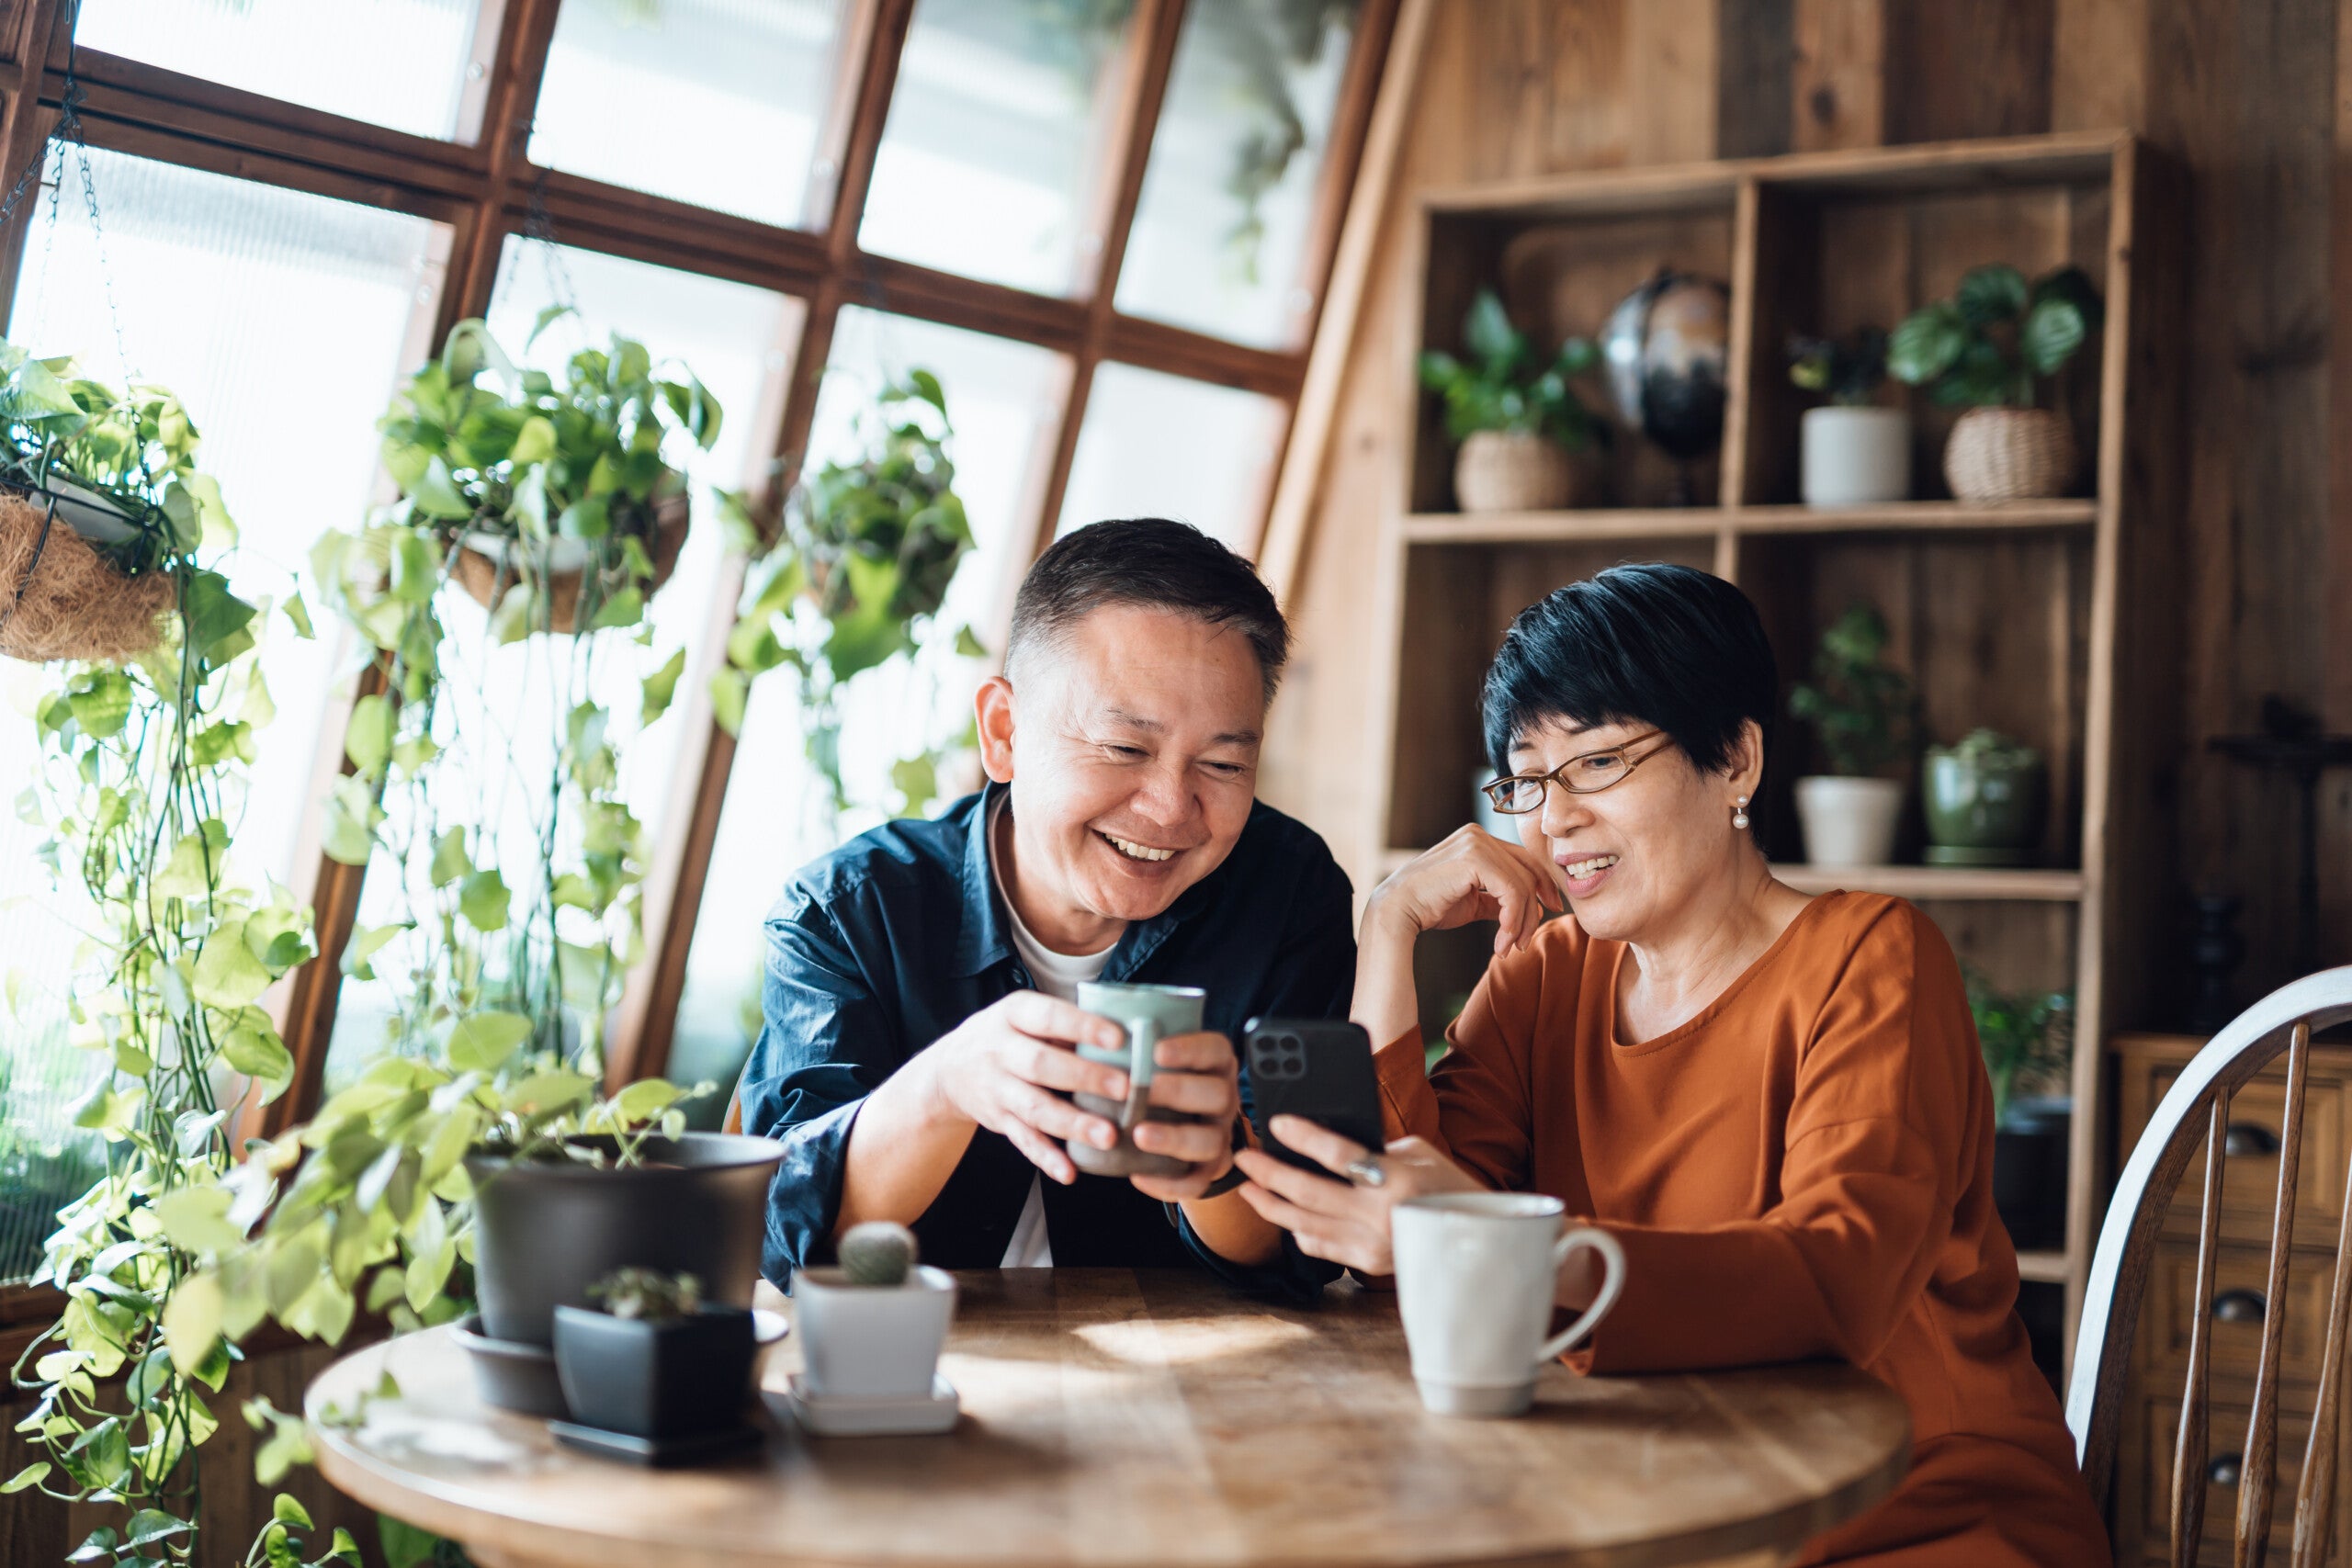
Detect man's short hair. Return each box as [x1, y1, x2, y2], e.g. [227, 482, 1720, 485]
[1006, 519, 1291, 705]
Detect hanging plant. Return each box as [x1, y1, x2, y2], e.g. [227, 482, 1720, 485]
[375, 312, 722, 637]
[0, 338, 345, 1562]
[715, 369, 978, 822]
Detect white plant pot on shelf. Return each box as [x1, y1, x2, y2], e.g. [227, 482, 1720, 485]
[1800, 406, 1909, 507]
[791, 1265, 956, 1398]
[1794, 776, 1904, 867]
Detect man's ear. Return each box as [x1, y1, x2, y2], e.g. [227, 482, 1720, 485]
[976, 675, 1016, 784]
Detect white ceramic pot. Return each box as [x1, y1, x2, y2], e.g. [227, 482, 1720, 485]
[1800, 406, 1909, 506]
[1794, 776, 1904, 867]
[792, 1265, 956, 1398]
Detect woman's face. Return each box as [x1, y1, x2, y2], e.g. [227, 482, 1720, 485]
[1503, 716, 1758, 944]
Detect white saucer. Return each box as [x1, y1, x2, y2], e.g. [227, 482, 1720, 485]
[770, 1373, 959, 1436]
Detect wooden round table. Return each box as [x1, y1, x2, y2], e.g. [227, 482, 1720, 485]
[306, 1269, 1908, 1568]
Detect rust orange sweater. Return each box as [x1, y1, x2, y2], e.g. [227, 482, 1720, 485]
[1375, 891, 2108, 1567]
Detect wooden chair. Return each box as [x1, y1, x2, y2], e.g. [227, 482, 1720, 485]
[2069, 966, 2352, 1566]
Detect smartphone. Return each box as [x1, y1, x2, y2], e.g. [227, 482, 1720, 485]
[1241, 1017, 1386, 1176]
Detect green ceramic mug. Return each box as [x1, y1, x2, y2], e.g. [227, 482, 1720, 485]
[1069, 981, 1206, 1179]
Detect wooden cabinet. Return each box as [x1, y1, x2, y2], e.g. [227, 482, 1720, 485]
[2109, 1032, 2352, 1567]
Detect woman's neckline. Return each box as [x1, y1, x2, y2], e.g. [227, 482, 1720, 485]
[1605, 891, 1837, 1054]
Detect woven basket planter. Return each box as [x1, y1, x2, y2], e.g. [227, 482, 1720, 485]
[452, 490, 692, 634]
[0, 489, 172, 664]
[1942, 407, 2077, 502]
[1453, 431, 1597, 513]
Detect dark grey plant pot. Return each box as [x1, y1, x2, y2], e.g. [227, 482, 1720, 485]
[466, 1132, 784, 1347]
[1992, 1096, 2071, 1254]
[552, 1305, 756, 1439]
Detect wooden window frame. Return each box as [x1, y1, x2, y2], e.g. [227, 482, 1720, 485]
[0, 0, 1403, 1258]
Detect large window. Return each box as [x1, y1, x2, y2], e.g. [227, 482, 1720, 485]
[0, 0, 1393, 1234]
[0, 145, 447, 1280]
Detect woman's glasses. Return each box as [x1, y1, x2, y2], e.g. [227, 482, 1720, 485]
[1480, 730, 1672, 814]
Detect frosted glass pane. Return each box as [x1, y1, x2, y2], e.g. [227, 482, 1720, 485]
[74, 0, 486, 141]
[1058, 362, 1283, 547]
[861, 0, 1136, 294]
[1115, 0, 1360, 347]
[0, 150, 445, 1281]
[322, 241, 795, 1090]
[531, 0, 850, 228]
[668, 309, 1063, 1112]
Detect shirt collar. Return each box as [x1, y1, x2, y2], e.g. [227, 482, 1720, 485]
[951, 781, 1237, 981]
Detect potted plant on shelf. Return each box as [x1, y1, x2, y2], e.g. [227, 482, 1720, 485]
[1886, 263, 2103, 502]
[1923, 728, 2046, 865]
[1788, 326, 1906, 506]
[1788, 604, 1916, 867]
[1419, 288, 1606, 513]
[787, 1221, 959, 1435]
[1968, 969, 2074, 1252]
[551, 1268, 762, 1462]
[376, 313, 723, 635]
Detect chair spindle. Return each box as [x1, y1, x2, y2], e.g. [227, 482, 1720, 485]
[2290, 1025, 2352, 1568]
[2237, 1021, 2312, 1568]
[2176, 1093, 2233, 1566]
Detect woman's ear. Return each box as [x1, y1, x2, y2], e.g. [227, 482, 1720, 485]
[1727, 717, 1767, 800]
[975, 676, 1017, 784]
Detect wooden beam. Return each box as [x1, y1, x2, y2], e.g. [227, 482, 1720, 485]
[1259, 0, 1435, 606]
[1790, 0, 1885, 152]
[605, 0, 916, 1092]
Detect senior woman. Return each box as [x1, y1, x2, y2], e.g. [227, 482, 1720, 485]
[1234, 563, 2105, 1566]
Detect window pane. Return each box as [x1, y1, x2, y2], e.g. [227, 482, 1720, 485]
[322, 241, 796, 1091]
[0, 152, 446, 1279]
[1058, 363, 1284, 547]
[74, 0, 487, 141]
[860, 0, 1136, 294]
[531, 0, 850, 228]
[668, 310, 1064, 1114]
[1114, 0, 1362, 347]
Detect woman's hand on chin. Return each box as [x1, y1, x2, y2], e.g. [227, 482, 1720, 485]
[1233, 1115, 1482, 1276]
[1366, 824, 1563, 957]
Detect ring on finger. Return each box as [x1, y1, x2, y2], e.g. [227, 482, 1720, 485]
[1343, 1156, 1387, 1190]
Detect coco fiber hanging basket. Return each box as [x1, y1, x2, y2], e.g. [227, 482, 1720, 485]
[0, 489, 172, 663]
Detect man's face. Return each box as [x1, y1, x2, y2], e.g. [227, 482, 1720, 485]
[980, 604, 1265, 947]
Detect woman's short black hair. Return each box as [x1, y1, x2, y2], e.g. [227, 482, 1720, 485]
[1481, 562, 1776, 780]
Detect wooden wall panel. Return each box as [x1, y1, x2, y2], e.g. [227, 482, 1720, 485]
[1266, 0, 2352, 1014]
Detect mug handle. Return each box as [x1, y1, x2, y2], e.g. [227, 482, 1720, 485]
[1120, 1016, 1159, 1130]
[1535, 1226, 1626, 1362]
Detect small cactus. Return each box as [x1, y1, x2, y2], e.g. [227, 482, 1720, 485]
[838, 1221, 919, 1286]
[589, 1267, 702, 1322]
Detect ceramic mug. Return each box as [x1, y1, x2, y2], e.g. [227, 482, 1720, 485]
[1392, 1192, 1626, 1417]
[1069, 981, 1206, 1179]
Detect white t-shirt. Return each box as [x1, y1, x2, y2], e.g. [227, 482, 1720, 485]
[989, 799, 1115, 1268]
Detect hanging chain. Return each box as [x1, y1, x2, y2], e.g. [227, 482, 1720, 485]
[525, 168, 583, 333]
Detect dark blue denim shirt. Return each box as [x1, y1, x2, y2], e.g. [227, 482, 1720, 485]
[744, 782, 1354, 1301]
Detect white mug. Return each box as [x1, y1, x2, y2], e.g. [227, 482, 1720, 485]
[1392, 1192, 1626, 1417]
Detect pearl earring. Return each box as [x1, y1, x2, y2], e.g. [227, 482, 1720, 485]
[1732, 795, 1750, 830]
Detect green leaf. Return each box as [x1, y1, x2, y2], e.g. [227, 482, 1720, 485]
[708, 668, 748, 736]
[952, 624, 987, 660]
[272, 1494, 314, 1529]
[1462, 288, 1525, 373]
[2020, 297, 2087, 377]
[1, 1461, 48, 1494]
[71, 1077, 142, 1134]
[1955, 264, 2030, 326]
[243, 906, 316, 973]
[344, 694, 394, 774]
[890, 754, 937, 818]
[588, 584, 642, 631]
[221, 1014, 295, 1101]
[66, 671, 133, 739]
[820, 550, 911, 682]
[458, 869, 510, 932]
[389, 528, 443, 600]
[410, 457, 474, 522]
[557, 494, 609, 540]
[640, 648, 686, 726]
[510, 413, 557, 467]
[161, 1272, 223, 1374]
[1886, 302, 1967, 386]
[429, 828, 472, 888]
[340, 923, 406, 982]
[320, 777, 379, 866]
[191, 936, 271, 1009]
[123, 1508, 191, 1548]
[447, 1010, 531, 1073]
[184, 570, 259, 665]
[282, 591, 314, 639]
[526, 302, 576, 350]
[153, 820, 229, 899]
[488, 582, 534, 644]
[154, 1190, 244, 1256]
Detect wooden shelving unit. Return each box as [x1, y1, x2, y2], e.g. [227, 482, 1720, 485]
[1362, 130, 2183, 1363]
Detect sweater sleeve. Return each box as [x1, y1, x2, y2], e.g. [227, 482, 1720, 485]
[1579, 904, 1986, 1375]
[1371, 935, 1551, 1191]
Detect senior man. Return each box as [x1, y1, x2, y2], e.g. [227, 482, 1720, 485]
[744, 517, 1354, 1296]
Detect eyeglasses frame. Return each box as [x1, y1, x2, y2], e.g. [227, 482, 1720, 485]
[1480, 729, 1674, 814]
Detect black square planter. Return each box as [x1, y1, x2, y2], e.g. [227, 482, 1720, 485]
[552, 1305, 756, 1439]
